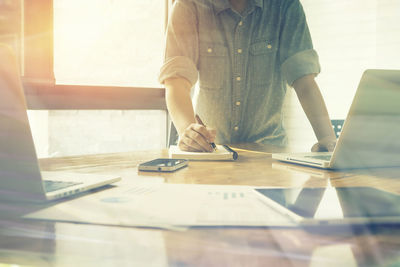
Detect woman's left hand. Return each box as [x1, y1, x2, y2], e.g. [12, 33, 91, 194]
[311, 136, 337, 152]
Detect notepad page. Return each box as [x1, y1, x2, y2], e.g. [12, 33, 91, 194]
[169, 145, 233, 160]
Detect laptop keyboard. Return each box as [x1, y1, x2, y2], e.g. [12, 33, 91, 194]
[304, 155, 332, 161]
[43, 180, 82, 193]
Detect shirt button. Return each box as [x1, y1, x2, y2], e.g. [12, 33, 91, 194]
[238, 21, 243, 26]
[236, 76, 241, 81]
[207, 48, 213, 53]
[237, 48, 242, 54]
[235, 101, 241, 106]
[234, 126, 239, 131]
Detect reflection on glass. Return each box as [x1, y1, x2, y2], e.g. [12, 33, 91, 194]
[310, 244, 357, 267]
[256, 187, 400, 221]
[271, 162, 336, 179]
[313, 187, 344, 220]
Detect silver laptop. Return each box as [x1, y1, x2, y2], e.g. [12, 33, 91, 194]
[0, 45, 121, 202]
[273, 69, 400, 169]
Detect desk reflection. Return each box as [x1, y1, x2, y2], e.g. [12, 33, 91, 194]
[0, 147, 398, 266]
[163, 226, 400, 267]
[1, 219, 399, 267]
[0, 220, 55, 266]
[0, 220, 168, 266]
[272, 161, 350, 180]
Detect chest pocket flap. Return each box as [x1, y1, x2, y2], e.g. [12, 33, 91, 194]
[250, 40, 277, 55]
[198, 43, 228, 89]
[200, 43, 228, 57]
[249, 40, 278, 86]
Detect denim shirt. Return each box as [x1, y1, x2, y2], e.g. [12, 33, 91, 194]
[159, 0, 320, 146]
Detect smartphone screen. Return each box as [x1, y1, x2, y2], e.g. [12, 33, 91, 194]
[138, 158, 188, 172]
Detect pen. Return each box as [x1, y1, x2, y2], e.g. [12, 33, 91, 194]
[195, 114, 217, 151]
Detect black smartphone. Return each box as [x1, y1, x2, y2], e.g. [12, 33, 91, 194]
[138, 158, 188, 172]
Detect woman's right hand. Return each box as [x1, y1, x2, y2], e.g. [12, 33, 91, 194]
[178, 123, 216, 152]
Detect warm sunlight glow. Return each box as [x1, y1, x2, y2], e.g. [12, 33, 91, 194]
[53, 0, 165, 87]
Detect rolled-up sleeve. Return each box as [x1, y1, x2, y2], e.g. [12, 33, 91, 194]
[282, 49, 320, 86]
[279, 0, 321, 86]
[159, 56, 198, 86]
[158, 0, 199, 86]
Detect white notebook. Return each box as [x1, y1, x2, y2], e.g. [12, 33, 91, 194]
[169, 145, 238, 161]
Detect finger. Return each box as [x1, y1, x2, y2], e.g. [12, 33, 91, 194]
[311, 142, 328, 152]
[179, 141, 201, 152]
[326, 142, 336, 152]
[325, 144, 333, 152]
[317, 144, 329, 152]
[181, 126, 213, 152]
[207, 127, 217, 142]
[319, 140, 336, 152]
[191, 124, 215, 144]
[194, 114, 204, 125]
[188, 125, 214, 152]
[319, 146, 329, 152]
[180, 134, 205, 152]
[311, 143, 320, 152]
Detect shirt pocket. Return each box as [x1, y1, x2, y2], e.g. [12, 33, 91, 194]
[249, 40, 277, 86]
[198, 42, 228, 90]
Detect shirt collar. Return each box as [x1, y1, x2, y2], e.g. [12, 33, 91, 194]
[214, 0, 231, 14]
[253, 0, 263, 9]
[214, 0, 264, 14]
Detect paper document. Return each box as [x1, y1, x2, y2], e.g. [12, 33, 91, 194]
[26, 182, 296, 228]
[169, 145, 238, 161]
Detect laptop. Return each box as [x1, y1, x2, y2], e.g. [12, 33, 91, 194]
[273, 69, 400, 169]
[0, 45, 121, 202]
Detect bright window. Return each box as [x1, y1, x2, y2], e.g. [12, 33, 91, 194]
[30, 0, 167, 157]
[53, 0, 165, 87]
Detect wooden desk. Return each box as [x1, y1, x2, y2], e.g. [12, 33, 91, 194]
[1, 144, 400, 266]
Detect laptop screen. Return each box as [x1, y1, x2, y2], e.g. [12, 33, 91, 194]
[0, 45, 45, 201]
